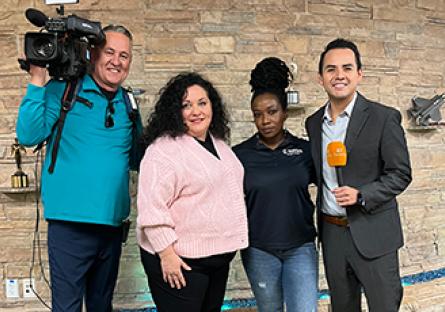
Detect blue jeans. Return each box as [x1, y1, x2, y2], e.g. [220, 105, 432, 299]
[241, 242, 318, 312]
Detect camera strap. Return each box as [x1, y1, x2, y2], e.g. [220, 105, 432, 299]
[46, 79, 142, 174]
[122, 87, 143, 170]
[48, 78, 81, 173]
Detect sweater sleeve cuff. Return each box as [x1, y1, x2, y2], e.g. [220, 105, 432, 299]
[144, 226, 178, 253]
[26, 83, 46, 100]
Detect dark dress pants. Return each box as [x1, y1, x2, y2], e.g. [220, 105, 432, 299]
[321, 220, 403, 312]
[48, 220, 123, 312]
[140, 247, 235, 312]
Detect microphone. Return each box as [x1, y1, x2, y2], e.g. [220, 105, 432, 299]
[327, 141, 347, 186]
[25, 8, 48, 28]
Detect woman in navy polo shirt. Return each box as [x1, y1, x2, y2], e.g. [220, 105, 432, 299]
[233, 57, 318, 312]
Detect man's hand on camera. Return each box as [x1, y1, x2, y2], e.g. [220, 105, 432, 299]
[29, 64, 48, 87]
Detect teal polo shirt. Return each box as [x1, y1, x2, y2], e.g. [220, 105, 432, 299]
[17, 75, 134, 226]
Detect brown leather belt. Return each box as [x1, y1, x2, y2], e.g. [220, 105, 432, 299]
[322, 214, 349, 227]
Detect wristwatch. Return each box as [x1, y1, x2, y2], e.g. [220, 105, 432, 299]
[357, 192, 366, 206]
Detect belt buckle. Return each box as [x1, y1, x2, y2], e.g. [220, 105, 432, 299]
[337, 216, 349, 227]
[324, 214, 349, 227]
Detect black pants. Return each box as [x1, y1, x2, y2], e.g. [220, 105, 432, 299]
[48, 220, 123, 312]
[321, 220, 403, 312]
[140, 248, 235, 312]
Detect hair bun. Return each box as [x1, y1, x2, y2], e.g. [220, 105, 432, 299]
[249, 57, 292, 93]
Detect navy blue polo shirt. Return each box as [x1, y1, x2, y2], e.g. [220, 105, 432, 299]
[233, 132, 316, 251]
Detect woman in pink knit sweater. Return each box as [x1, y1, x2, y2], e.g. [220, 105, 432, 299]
[137, 72, 248, 311]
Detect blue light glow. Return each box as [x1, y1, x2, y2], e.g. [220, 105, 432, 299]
[119, 267, 445, 311]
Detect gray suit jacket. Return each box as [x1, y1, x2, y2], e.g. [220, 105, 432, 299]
[305, 93, 412, 258]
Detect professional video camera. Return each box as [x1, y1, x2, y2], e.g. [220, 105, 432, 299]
[20, 1, 105, 80]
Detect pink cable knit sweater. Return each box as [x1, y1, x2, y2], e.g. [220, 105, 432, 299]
[137, 134, 248, 258]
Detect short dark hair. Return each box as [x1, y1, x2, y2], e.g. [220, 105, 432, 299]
[140, 72, 230, 148]
[318, 38, 362, 74]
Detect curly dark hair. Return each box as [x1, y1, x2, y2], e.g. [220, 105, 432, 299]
[140, 72, 230, 148]
[249, 57, 293, 110]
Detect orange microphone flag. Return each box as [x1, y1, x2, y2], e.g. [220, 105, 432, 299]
[327, 141, 347, 167]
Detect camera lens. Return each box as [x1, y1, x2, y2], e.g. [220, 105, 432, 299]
[32, 38, 56, 58]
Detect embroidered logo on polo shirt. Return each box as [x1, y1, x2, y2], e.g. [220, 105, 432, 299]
[282, 148, 303, 156]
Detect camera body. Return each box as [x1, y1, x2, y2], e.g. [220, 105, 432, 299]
[24, 9, 105, 80]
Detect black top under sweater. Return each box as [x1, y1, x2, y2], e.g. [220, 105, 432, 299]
[194, 133, 220, 159]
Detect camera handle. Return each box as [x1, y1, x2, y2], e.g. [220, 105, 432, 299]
[18, 58, 31, 72]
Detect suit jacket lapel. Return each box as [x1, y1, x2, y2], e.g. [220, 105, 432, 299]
[309, 107, 325, 192]
[312, 108, 324, 175]
[345, 93, 369, 153]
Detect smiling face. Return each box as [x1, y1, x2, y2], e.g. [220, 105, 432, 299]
[91, 31, 132, 91]
[252, 93, 287, 147]
[319, 48, 363, 108]
[181, 84, 213, 141]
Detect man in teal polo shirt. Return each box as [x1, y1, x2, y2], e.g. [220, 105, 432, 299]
[16, 25, 141, 312]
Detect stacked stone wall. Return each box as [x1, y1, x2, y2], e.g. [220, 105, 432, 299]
[0, 0, 444, 309]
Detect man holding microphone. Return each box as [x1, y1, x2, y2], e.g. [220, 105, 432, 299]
[305, 38, 412, 311]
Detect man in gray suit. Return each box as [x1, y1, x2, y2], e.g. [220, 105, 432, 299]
[305, 38, 412, 311]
